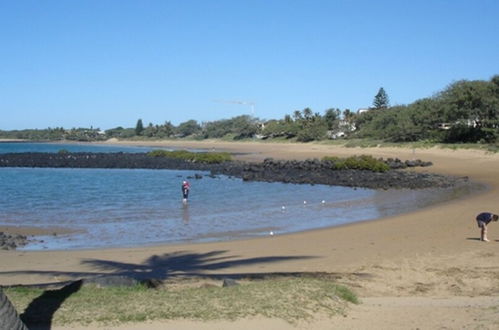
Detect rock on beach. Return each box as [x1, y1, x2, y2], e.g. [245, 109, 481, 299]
[0, 232, 29, 250]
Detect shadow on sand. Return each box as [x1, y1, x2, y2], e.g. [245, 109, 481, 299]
[2, 250, 316, 328]
[80, 250, 315, 280]
[2, 250, 315, 282]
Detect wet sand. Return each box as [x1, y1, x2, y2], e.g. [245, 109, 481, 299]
[2, 140, 499, 329]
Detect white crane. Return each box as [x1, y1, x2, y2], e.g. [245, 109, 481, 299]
[213, 99, 255, 116]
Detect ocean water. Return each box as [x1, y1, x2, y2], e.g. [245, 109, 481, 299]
[0, 143, 476, 250]
[0, 142, 158, 154]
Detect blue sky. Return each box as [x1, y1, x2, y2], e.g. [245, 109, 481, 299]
[1, 0, 498, 130]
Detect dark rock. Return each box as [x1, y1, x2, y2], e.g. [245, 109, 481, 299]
[142, 278, 164, 289]
[0, 232, 29, 250]
[82, 275, 139, 288]
[222, 278, 239, 287]
[0, 152, 467, 190]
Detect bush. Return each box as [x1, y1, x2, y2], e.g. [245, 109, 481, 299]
[323, 155, 390, 172]
[147, 149, 232, 163]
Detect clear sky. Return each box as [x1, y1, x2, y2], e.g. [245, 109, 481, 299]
[1, 0, 498, 130]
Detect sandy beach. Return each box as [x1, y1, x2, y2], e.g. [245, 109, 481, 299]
[2, 141, 499, 329]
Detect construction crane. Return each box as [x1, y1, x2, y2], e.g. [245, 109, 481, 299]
[213, 99, 255, 116]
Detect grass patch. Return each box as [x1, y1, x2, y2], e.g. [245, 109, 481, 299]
[322, 155, 390, 172]
[5, 277, 357, 326]
[147, 149, 232, 163]
[333, 138, 499, 153]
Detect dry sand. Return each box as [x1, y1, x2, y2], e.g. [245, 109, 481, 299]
[2, 140, 499, 329]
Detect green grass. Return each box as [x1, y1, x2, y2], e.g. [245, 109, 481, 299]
[333, 138, 499, 153]
[322, 155, 390, 172]
[147, 149, 232, 163]
[5, 277, 358, 326]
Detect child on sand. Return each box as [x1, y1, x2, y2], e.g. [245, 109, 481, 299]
[475, 212, 499, 242]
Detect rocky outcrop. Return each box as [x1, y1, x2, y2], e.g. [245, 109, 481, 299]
[0, 152, 467, 190]
[210, 158, 461, 189]
[0, 232, 29, 250]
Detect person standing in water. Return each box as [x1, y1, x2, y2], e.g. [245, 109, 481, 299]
[181, 180, 190, 203]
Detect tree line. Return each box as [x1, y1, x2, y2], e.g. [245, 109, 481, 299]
[1, 75, 498, 144]
[355, 77, 499, 143]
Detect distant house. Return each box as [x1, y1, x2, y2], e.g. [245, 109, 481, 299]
[437, 123, 452, 130]
[328, 119, 356, 139]
[328, 131, 346, 139]
[357, 108, 370, 114]
[437, 119, 478, 130]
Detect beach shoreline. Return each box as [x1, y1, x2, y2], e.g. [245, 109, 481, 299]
[2, 140, 499, 329]
[0, 178, 486, 252]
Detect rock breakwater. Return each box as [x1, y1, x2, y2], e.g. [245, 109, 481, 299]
[0, 152, 467, 190]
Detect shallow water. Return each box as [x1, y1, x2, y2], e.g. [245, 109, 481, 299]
[0, 143, 482, 250]
[0, 141, 158, 153]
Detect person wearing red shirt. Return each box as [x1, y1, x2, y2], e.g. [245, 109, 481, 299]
[181, 180, 190, 204]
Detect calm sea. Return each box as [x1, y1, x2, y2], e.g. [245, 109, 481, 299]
[0, 142, 158, 154]
[0, 142, 473, 250]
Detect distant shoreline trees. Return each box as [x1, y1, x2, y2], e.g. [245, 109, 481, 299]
[355, 76, 499, 143]
[1, 75, 498, 144]
[135, 119, 144, 136]
[373, 87, 390, 109]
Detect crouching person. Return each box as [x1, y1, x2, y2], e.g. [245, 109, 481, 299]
[476, 212, 499, 242]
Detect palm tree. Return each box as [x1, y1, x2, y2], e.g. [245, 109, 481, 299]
[0, 288, 29, 330]
[302, 108, 313, 121]
[293, 110, 303, 121]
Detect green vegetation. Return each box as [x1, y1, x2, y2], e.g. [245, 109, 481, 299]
[261, 108, 338, 141]
[202, 115, 259, 140]
[0, 127, 108, 142]
[5, 277, 357, 326]
[373, 87, 389, 109]
[1, 75, 498, 148]
[339, 138, 499, 152]
[355, 76, 499, 143]
[135, 119, 144, 136]
[147, 149, 232, 163]
[323, 155, 390, 172]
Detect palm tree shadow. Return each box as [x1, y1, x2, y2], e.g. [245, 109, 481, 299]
[20, 280, 82, 330]
[81, 250, 315, 280]
[0, 250, 316, 283]
[2, 250, 314, 328]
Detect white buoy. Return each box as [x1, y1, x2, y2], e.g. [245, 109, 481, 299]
[270, 231, 274, 236]
[321, 200, 326, 204]
[303, 200, 307, 205]
[281, 206, 286, 210]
